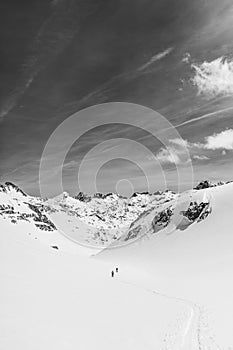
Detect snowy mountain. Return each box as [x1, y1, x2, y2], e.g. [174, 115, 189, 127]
[1, 180, 233, 349]
[0, 182, 56, 232]
[0, 181, 212, 248]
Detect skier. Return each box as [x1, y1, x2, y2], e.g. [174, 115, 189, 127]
[116, 267, 119, 273]
[111, 270, 114, 278]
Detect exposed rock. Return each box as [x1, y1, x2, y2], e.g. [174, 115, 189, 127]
[181, 201, 211, 222]
[75, 192, 91, 202]
[4, 182, 27, 196]
[195, 180, 225, 190]
[152, 207, 173, 231]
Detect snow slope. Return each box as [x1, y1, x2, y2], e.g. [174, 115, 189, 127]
[99, 182, 233, 349]
[1, 219, 194, 350]
[1, 181, 233, 349]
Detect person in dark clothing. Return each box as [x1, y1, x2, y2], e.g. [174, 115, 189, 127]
[116, 267, 119, 273]
[111, 270, 114, 278]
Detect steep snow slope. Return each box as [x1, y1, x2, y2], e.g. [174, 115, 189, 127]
[99, 182, 233, 348]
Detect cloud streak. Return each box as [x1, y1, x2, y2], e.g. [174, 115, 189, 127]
[173, 106, 233, 130]
[0, 1, 102, 120]
[58, 47, 174, 116]
[138, 47, 173, 71]
[192, 155, 209, 161]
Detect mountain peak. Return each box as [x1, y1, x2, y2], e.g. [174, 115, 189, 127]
[0, 182, 27, 197]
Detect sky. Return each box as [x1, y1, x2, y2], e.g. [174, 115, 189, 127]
[1, 0, 233, 197]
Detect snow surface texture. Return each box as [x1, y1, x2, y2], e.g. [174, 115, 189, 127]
[0, 181, 233, 349]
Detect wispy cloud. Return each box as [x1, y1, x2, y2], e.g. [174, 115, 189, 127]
[192, 154, 209, 161]
[0, 1, 101, 120]
[155, 138, 192, 165]
[58, 47, 174, 115]
[138, 47, 173, 72]
[156, 147, 181, 165]
[169, 138, 189, 148]
[173, 106, 233, 130]
[182, 52, 191, 64]
[191, 56, 233, 99]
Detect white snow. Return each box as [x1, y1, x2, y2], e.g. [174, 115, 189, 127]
[1, 182, 233, 349]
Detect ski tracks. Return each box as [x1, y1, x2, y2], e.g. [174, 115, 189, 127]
[120, 280, 224, 350]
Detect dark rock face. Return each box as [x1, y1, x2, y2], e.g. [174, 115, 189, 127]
[75, 192, 91, 202]
[181, 201, 211, 222]
[0, 204, 14, 214]
[131, 192, 149, 198]
[93, 192, 106, 199]
[194, 180, 225, 190]
[27, 203, 56, 231]
[0, 185, 57, 231]
[152, 207, 173, 231]
[76, 191, 116, 201]
[102, 193, 114, 199]
[124, 206, 173, 242]
[0, 182, 27, 196]
[195, 181, 212, 190]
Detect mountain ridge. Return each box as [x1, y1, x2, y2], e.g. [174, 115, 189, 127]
[0, 180, 218, 248]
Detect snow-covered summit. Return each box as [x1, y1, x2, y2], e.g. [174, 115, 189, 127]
[0, 182, 55, 232]
[0, 180, 216, 248]
[1, 180, 233, 349]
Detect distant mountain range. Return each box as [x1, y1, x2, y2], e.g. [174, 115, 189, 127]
[0, 180, 221, 248]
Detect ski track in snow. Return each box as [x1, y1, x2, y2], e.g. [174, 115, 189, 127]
[119, 279, 223, 350]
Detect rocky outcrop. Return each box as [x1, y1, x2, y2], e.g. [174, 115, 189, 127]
[0, 182, 27, 196]
[152, 207, 173, 230]
[75, 192, 91, 202]
[181, 201, 212, 224]
[194, 180, 225, 190]
[0, 182, 56, 232]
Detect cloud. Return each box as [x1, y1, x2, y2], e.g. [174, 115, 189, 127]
[203, 129, 233, 150]
[169, 138, 189, 148]
[172, 106, 233, 130]
[191, 56, 233, 98]
[138, 47, 173, 71]
[182, 52, 191, 64]
[170, 138, 202, 150]
[155, 137, 195, 165]
[153, 128, 233, 167]
[193, 155, 209, 161]
[169, 129, 233, 157]
[156, 147, 181, 165]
